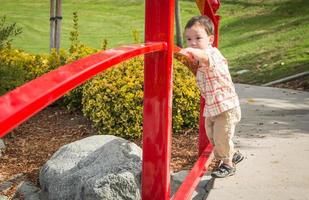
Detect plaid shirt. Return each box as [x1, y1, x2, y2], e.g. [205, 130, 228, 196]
[196, 46, 240, 117]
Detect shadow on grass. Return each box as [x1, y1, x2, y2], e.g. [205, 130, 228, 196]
[220, 0, 309, 49]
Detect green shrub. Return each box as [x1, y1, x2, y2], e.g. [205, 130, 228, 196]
[82, 57, 200, 139]
[82, 57, 144, 138]
[172, 59, 200, 132]
[0, 47, 67, 95]
[0, 44, 200, 138]
[25, 49, 68, 79]
[0, 47, 35, 95]
[0, 58, 28, 95]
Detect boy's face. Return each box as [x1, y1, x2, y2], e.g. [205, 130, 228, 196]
[185, 24, 214, 50]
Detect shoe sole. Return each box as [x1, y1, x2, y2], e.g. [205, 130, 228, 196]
[211, 171, 235, 178]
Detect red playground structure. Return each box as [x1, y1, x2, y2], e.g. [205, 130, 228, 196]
[0, 0, 221, 199]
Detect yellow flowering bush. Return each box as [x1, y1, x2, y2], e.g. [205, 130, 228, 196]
[82, 57, 144, 138]
[173, 59, 200, 132]
[82, 57, 200, 139]
[0, 46, 70, 95]
[0, 47, 35, 95]
[0, 44, 200, 139]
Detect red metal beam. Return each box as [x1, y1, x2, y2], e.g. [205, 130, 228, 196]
[0, 42, 166, 138]
[142, 0, 174, 199]
[172, 144, 213, 200]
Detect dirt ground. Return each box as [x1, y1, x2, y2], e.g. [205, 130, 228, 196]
[0, 78, 308, 199]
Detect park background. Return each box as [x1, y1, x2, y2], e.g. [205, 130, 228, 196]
[0, 0, 308, 199]
[0, 0, 308, 85]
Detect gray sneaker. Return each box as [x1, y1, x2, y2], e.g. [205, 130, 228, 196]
[232, 151, 244, 164]
[211, 163, 236, 178]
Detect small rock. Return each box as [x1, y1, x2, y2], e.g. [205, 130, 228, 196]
[0, 181, 13, 191]
[15, 181, 40, 200]
[0, 139, 5, 156]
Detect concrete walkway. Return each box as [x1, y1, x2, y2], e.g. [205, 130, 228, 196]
[204, 84, 309, 200]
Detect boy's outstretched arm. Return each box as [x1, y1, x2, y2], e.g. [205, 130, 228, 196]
[180, 48, 211, 68]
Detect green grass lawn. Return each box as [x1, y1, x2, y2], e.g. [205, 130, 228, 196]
[0, 0, 308, 84]
[218, 0, 309, 84]
[0, 0, 198, 52]
[0, 0, 147, 53]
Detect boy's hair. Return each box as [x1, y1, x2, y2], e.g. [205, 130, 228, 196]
[185, 16, 214, 36]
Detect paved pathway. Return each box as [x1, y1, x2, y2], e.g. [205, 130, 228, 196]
[173, 84, 309, 200]
[206, 84, 309, 200]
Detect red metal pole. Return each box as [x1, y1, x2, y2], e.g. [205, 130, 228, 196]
[142, 0, 174, 199]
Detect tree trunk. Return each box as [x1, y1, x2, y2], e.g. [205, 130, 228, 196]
[55, 0, 62, 52]
[175, 0, 183, 47]
[50, 0, 55, 51]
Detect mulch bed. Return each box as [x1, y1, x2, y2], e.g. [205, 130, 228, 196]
[0, 77, 308, 198]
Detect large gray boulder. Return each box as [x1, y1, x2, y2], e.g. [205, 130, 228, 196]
[39, 135, 142, 200]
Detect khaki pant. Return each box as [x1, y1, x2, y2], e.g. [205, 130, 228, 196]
[205, 107, 241, 162]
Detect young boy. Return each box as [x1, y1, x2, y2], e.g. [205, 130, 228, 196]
[180, 16, 244, 178]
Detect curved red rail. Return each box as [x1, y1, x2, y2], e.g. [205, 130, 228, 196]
[0, 42, 166, 138]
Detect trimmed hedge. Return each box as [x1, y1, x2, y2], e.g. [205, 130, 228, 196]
[1, 46, 200, 139]
[172, 59, 200, 132]
[0, 47, 36, 95]
[0, 48, 69, 95]
[82, 57, 145, 138]
[82, 57, 200, 139]
[0, 44, 96, 96]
